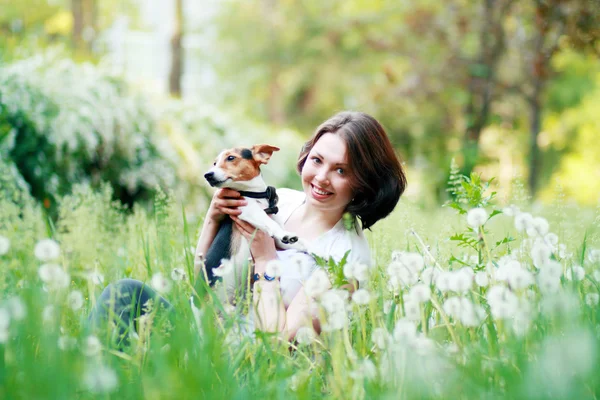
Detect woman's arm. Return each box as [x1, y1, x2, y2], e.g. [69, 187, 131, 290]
[194, 189, 247, 277]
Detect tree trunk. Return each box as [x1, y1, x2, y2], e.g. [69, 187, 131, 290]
[71, 0, 84, 51]
[169, 0, 184, 96]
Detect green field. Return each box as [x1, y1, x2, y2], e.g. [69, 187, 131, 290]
[1, 177, 599, 399]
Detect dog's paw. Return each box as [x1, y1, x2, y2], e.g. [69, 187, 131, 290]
[281, 234, 298, 244]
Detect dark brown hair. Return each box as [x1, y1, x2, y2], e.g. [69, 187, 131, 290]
[297, 111, 406, 230]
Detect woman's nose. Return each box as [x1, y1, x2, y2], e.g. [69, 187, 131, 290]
[315, 168, 329, 184]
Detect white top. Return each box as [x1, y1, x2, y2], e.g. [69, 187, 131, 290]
[273, 188, 372, 305]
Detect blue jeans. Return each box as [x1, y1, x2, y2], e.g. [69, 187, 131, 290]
[89, 279, 174, 342]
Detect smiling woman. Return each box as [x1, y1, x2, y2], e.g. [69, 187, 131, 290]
[197, 110, 407, 340]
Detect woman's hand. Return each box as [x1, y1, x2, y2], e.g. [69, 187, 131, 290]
[231, 216, 277, 266]
[206, 188, 248, 223]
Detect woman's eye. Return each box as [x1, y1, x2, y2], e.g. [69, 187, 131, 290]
[336, 168, 344, 175]
[226, 155, 236, 161]
[311, 157, 321, 164]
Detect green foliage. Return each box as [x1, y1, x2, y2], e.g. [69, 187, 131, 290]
[445, 158, 497, 214]
[0, 54, 176, 214]
[313, 250, 351, 288]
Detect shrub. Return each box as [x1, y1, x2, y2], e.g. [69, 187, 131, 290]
[0, 53, 177, 214]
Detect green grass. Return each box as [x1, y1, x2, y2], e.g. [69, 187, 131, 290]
[1, 183, 600, 399]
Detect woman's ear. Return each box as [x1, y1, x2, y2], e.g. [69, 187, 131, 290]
[251, 144, 280, 164]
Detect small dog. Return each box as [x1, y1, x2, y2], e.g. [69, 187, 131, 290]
[202, 144, 301, 294]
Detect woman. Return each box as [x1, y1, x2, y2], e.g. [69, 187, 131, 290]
[195, 111, 406, 339]
[90, 111, 405, 342]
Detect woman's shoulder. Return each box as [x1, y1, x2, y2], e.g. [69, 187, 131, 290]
[273, 188, 305, 224]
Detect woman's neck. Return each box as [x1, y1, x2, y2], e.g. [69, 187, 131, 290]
[296, 203, 343, 233]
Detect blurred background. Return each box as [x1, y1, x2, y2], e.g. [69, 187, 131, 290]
[1, 0, 599, 219]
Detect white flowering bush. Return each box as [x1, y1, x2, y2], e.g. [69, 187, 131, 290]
[0, 53, 177, 213]
[1, 168, 600, 399]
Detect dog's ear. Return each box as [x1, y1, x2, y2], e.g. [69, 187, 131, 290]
[251, 144, 280, 165]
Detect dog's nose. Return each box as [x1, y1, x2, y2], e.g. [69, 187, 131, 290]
[204, 172, 216, 185]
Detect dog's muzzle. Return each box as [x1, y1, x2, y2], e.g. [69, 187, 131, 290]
[204, 172, 220, 187]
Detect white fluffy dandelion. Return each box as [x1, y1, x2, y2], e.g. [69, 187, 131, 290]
[304, 269, 330, 298]
[82, 335, 102, 357]
[67, 290, 85, 311]
[502, 205, 520, 216]
[265, 259, 283, 278]
[372, 327, 390, 350]
[352, 288, 371, 306]
[87, 270, 105, 286]
[408, 283, 431, 303]
[83, 365, 118, 393]
[393, 318, 417, 344]
[514, 212, 534, 233]
[585, 293, 599, 307]
[0, 308, 10, 331]
[171, 268, 187, 282]
[34, 239, 61, 262]
[295, 326, 316, 345]
[150, 273, 172, 294]
[0, 235, 10, 255]
[7, 296, 26, 321]
[42, 305, 55, 324]
[38, 264, 70, 290]
[565, 265, 585, 281]
[526, 217, 549, 237]
[58, 335, 77, 351]
[344, 262, 370, 282]
[531, 239, 552, 268]
[475, 271, 489, 287]
[467, 207, 488, 229]
[588, 249, 600, 263]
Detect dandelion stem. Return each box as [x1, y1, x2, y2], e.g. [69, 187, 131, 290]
[409, 228, 444, 272]
[430, 294, 461, 348]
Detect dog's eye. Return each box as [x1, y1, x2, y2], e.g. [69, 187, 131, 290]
[226, 155, 236, 161]
[213, 162, 216, 166]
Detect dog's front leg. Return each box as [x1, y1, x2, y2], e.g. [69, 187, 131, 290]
[238, 202, 299, 245]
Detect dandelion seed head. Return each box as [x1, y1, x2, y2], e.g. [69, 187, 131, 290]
[34, 239, 61, 262]
[537, 273, 561, 294]
[0, 308, 10, 330]
[593, 269, 600, 282]
[295, 326, 316, 345]
[531, 239, 552, 268]
[67, 290, 84, 311]
[565, 265, 585, 281]
[409, 283, 431, 303]
[527, 217, 549, 237]
[7, 296, 26, 321]
[387, 261, 418, 287]
[352, 288, 371, 306]
[42, 305, 55, 324]
[420, 267, 439, 285]
[475, 271, 489, 287]
[304, 269, 330, 298]
[345, 262, 369, 282]
[393, 318, 417, 344]
[150, 273, 172, 294]
[502, 205, 519, 217]
[449, 268, 473, 293]
[403, 299, 421, 321]
[87, 270, 105, 285]
[588, 249, 600, 264]
[545, 233, 559, 247]
[435, 271, 453, 292]
[515, 212, 534, 232]
[585, 293, 599, 306]
[265, 259, 283, 278]
[372, 327, 390, 350]
[349, 359, 377, 381]
[58, 335, 77, 351]
[171, 268, 187, 282]
[83, 365, 118, 393]
[540, 259, 563, 278]
[0, 328, 9, 344]
[0, 235, 10, 255]
[383, 300, 393, 315]
[507, 268, 535, 290]
[467, 207, 488, 229]
[82, 335, 102, 357]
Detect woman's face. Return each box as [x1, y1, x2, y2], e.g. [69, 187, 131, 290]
[301, 133, 354, 216]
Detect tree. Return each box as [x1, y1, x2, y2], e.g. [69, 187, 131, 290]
[169, 0, 184, 96]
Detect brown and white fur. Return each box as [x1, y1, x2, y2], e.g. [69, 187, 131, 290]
[203, 144, 302, 296]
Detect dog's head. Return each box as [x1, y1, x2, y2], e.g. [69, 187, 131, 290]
[204, 144, 280, 189]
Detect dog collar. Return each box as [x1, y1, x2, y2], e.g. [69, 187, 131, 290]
[237, 186, 279, 215]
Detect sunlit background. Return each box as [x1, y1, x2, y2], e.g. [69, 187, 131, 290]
[1, 0, 599, 216]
